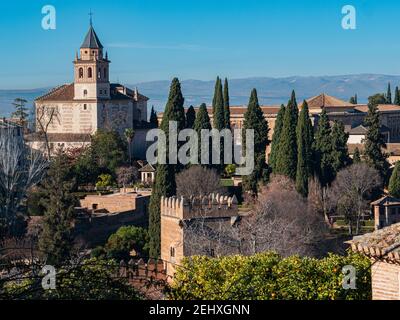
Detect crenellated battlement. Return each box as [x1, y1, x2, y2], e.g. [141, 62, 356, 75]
[160, 193, 238, 220]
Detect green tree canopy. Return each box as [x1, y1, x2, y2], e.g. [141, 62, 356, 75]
[269, 104, 285, 172]
[185, 105, 196, 129]
[242, 89, 270, 195]
[363, 102, 389, 179]
[275, 91, 298, 180]
[314, 109, 334, 187]
[330, 121, 350, 173]
[149, 106, 159, 128]
[296, 101, 314, 197]
[386, 83, 392, 104]
[223, 78, 231, 129]
[394, 87, 400, 106]
[389, 162, 400, 198]
[39, 152, 77, 266]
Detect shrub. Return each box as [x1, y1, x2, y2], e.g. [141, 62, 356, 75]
[104, 226, 149, 260]
[168, 252, 371, 300]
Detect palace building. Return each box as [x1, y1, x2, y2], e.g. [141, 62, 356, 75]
[29, 22, 150, 157]
[158, 93, 400, 163]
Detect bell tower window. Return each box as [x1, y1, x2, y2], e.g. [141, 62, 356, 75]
[79, 68, 84, 78]
[88, 67, 92, 78]
[83, 90, 88, 97]
[104, 68, 107, 79]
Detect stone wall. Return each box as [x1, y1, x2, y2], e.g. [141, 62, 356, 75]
[80, 192, 147, 213]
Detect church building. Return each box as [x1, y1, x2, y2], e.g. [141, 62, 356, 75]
[30, 22, 149, 156]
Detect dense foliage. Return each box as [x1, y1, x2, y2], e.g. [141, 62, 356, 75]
[2, 258, 141, 300]
[389, 161, 400, 198]
[103, 226, 149, 260]
[38, 152, 77, 266]
[242, 89, 270, 195]
[169, 252, 371, 300]
[274, 91, 298, 180]
[149, 78, 184, 258]
[296, 101, 314, 197]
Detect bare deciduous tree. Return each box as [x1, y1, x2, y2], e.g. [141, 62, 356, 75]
[35, 105, 60, 159]
[0, 126, 47, 239]
[116, 166, 139, 188]
[240, 175, 327, 257]
[176, 166, 226, 198]
[180, 175, 327, 259]
[328, 163, 381, 235]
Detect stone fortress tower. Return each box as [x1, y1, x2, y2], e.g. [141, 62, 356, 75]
[160, 194, 239, 278]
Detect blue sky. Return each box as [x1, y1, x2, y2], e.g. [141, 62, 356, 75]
[1, 0, 400, 89]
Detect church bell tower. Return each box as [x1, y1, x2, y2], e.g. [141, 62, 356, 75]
[74, 20, 110, 100]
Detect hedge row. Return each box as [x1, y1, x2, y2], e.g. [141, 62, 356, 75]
[168, 252, 371, 300]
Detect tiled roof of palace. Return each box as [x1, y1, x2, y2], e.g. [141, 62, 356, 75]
[306, 93, 355, 109]
[348, 223, 400, 261]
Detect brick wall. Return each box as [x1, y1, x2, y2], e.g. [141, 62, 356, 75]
[371, 260, 400, 300]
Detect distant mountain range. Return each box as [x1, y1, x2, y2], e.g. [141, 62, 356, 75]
[1, 74, 400, 117]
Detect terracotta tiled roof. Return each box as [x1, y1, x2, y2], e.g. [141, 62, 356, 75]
[159, 105, 280, 119]
[355, 104, 400, 113]
[348, 223, 400, 261]
[138, 163, 156, 172]
[306, 93, 355, 109]
[35, 83, 149, 102]
[35, 84, 75, 102]
[25, 133, 91, 142]
[371, 196, 400, 206]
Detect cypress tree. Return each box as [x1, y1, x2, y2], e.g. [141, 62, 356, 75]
[314, 108, 334, 187]
[269, 104, 285, 171]
[149, 106, 158, 128]
[394, 87, 400, 106]
[386, 83, 392, 104]
[349, 94, 358, 104]
[353, 147, 361, 163]
[185, 105, 196, 129]
[242, 89, 270, 195]
[212, 77, 225, 130]
[212, 77, 226, 171]
[275, 90, 298, 180]
[363, 101, 389, 179]
[148, 78, 185, 258]
[160, 78, 186, 134]
[223, 78, 231, 129]
[194, 103, 212, 132]
[194, 103, 212, 166]
[39, 152, 77, 266]
[389, 162, 400, 198]
[296, 101, 314, 197]
[331, 120, 350, 174]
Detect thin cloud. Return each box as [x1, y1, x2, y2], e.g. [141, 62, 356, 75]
[106, 42, 206, 51]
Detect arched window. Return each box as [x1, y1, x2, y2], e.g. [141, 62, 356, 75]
[79, 68, 83, 78]
[88, 67, 92, 78]
[83, 90, 88, 97]
[98, 70, 101, 79]
[103, 68, 107, 79]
